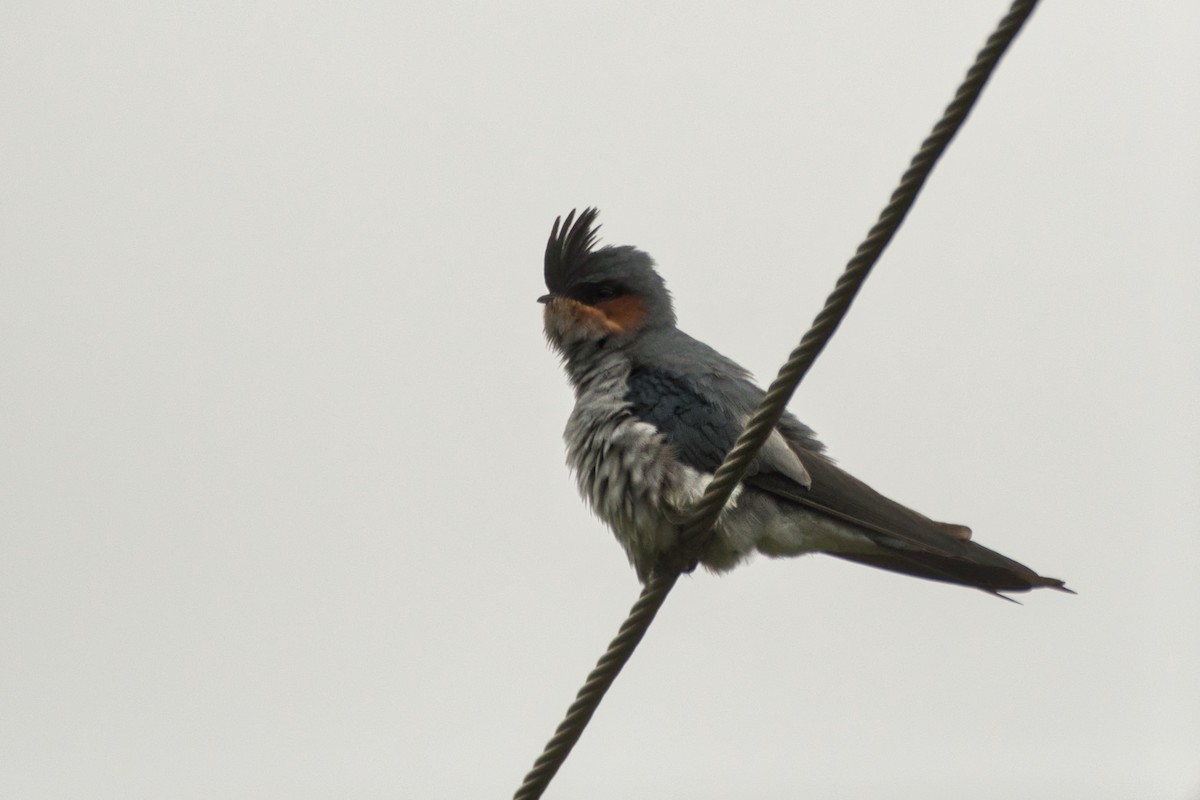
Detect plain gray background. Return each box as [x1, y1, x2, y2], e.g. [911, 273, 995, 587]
[3, 2, 1198, 798]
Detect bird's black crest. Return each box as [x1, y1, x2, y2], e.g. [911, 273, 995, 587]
[544, 208, 601, 294]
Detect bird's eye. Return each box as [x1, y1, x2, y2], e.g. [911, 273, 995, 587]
[570, 282, 624, 305]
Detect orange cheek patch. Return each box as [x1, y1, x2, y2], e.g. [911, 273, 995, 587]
[545, 298, 615, 337]
[544, 295, 648, 342]
[595, 295, 647, 333]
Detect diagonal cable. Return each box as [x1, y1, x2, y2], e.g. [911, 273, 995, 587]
[511, 571, 677, 800]
[513, 2, 1040, 797]
[679, 0, 1041, 547]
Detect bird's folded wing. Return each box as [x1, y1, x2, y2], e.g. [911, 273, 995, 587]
[625, 366, 1066, 593]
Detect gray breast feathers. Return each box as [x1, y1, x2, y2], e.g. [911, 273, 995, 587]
[562, 363, 712, 578]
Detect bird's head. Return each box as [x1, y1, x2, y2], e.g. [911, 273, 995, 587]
[540, 208, 676, 357]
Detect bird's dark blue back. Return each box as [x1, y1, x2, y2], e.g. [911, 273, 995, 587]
[624, 367, 742, 475]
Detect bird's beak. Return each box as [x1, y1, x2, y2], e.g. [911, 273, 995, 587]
[537, 293, 554, 304]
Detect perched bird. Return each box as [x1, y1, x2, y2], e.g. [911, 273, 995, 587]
[540, 208, 1068, 596]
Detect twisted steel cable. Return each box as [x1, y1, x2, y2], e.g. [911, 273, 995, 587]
[512, 572, 678, 800]
[514, 2, 1040, 797]
[680, 0, 1041, 547]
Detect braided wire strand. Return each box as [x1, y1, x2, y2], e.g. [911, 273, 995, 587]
[513, 572, 678, 800]
[679, 0, 1040, 545]
[514, 2, 1039, 797]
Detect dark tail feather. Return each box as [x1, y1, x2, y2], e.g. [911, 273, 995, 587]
[747, 456, 1071, 597]
[828, 548, 1072, 597]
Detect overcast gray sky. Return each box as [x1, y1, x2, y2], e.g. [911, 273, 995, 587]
[3, 2, 1198, 798]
